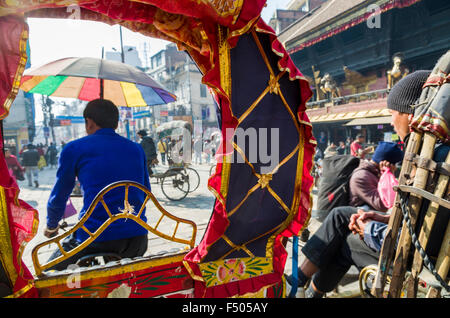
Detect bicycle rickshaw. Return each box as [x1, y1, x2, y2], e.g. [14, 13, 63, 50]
[151, 120, 201, 201]
[0, 1, 316, 298]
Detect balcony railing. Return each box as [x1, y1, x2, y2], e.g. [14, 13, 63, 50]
[306, 89, 389, 109]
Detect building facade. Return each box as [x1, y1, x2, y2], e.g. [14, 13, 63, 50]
[146, 43, 218, 138]
[3, 91, 35, 155]
[269, 0, 327, 34]
[276, 0, 450, 150]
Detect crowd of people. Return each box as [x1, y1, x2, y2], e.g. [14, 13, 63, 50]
[5, 141, 62, 188]
[135, 129, 221, 171]
[5, 126, 219, 190]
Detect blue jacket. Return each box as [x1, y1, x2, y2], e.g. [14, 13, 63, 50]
[47, 128, 150, 242]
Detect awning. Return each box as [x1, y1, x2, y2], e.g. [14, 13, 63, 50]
[344, 116, 392, 126]
[308, 108, 391, 123]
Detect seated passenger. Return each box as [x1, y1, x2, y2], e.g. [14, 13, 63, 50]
[44, 99, 150, 270]
[287, 70, 449, 298]
[349, 141, 403, 212]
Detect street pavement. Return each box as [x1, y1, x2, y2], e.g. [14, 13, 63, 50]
[17, 162, 361, 297]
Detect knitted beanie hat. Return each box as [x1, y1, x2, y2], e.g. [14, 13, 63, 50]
[387, 70, 431, 114]
[372, 141, 404, 164]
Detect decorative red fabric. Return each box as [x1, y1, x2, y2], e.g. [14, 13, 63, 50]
[0, 1, 315, 298]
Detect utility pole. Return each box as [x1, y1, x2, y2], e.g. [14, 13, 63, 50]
[119, 25, 131, 139]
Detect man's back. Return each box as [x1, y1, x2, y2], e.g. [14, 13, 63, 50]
[22, 149, 40, 166]
[349, 160, 387, 212]
[140, 136, 157, 162]
[47, 128, 150, 242]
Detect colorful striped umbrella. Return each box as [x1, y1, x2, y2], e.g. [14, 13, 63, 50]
[20, 57, 176, 107]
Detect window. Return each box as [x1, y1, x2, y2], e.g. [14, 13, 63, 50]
[152, 52, 163, 69]
[201, 105, 210, 120]
[200, 84, 207, 98]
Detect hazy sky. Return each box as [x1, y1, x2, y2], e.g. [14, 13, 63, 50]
[26, 1, 291, 125]
[27, 1, 291, 68]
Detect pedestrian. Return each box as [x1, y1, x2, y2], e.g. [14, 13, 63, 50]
[336, 141, 346, 155]
[21, 143, 40, 187]
[36, 143, 46, 170]
[44, 99, 150, 270]
[286, 70, 448, 298]
[203, 139, 212, 164]
[349, 141, 403, 212]
[317, 131, 327, 153]
[46, 142, 58, 168]
[324, 142, 337, 158]
[19, 144, 27, 162]
[137, 129, 158, 175]
[193, 137, 203, 164]
[350, 134, 371, 159]
[157, 137, 168, 165]
[5, 148, 25, 182]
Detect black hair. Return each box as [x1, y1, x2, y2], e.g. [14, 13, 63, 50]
[137, 129, 147, 136]
[83, 99, 119, 129]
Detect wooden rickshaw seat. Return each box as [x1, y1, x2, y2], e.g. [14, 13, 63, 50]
[31, 181, 197, 278]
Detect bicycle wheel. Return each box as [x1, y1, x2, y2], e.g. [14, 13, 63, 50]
[161, 170, 190, 201]
[184, 167, 200, 192]
[209, 164, 217, 176]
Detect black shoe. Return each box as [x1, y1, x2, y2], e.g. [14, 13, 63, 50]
[300, 228, 310, 243]
[34, 181, 39, 188]
[285, 274, 294, 286]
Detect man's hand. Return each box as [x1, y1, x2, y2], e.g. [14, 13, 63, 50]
[349, 210, 390, 240]
[379, 160, 396, 174]
[348, 210, 364, 236]
[362, 146, 373, 154]
[44, 225, 59, 238]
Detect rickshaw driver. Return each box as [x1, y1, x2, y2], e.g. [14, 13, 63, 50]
[44, 99, 150, 270]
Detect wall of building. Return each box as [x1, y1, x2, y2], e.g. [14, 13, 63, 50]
[147, 44, 218, 133]
[289, 0, 450, 89]
[3, 91, 31, 153]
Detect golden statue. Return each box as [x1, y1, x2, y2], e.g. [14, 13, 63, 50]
[312, 65, 325, 101]
[387, 53, 409, 89]
[320, 73, 341, 99]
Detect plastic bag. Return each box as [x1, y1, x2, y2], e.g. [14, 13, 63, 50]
[378, 168, 398, 209]
[63, 198, 77, 218]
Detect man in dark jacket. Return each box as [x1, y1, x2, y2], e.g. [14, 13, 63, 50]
[21, 144, 40, 187]
[137, 129, 157, 175]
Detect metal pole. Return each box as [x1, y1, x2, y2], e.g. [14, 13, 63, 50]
[119, 26, 131, 139]
[119, 26, 125, 63]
